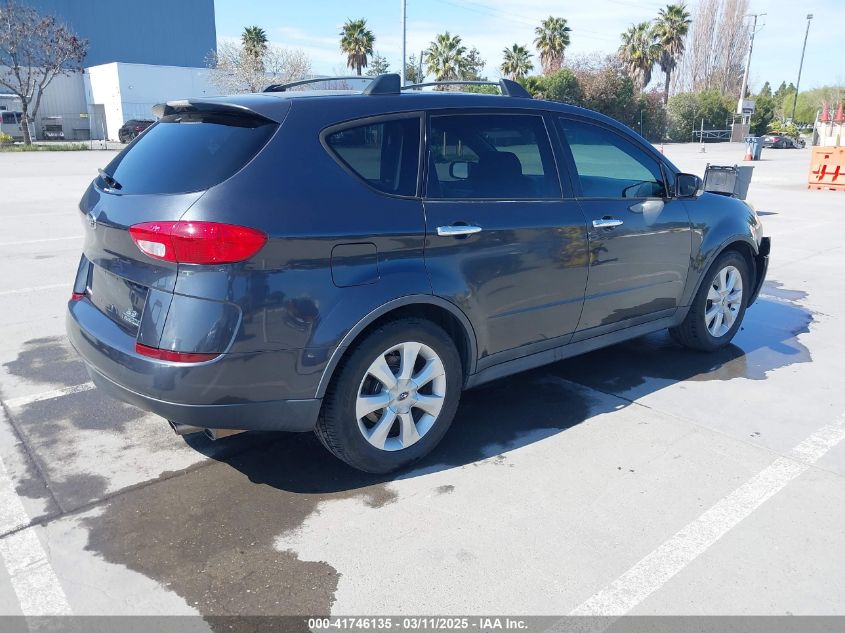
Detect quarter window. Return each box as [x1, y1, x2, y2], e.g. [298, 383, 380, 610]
[427, 114, 560, 199]
[559, 118, 666, 198]
[325, 117, 421, 197]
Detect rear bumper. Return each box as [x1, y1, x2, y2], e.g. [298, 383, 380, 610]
[86, 363, 321, 432]
[66, 299, 322, 432]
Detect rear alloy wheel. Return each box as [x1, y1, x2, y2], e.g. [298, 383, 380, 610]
[316, 318, 462, 473]
[669, 250, 750, 352]
[356, 341, 446, 452]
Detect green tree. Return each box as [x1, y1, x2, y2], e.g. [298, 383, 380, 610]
[782, 85, 845, 124]
[425, 32, 467, 83]
[365, 51, 390, 76]
[619, 22, 658, 92]
[653, 3, 691, 104]
[666, 89, 732, 141]
[542, 69, 581, 104]
[463, 47, 486, 80]
[339, 18, 375, 76]
[241, 26, 268, 62]
[501, 44, 534, 81]
[571, 54, 637, 124]
[534, 16, 571, 75]
[405, 53, 423, 84]
[750, 90, 775, 136]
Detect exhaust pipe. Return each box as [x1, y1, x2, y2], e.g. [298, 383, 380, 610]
[204, 428, 246, 440]
[169, 421, 205, 436]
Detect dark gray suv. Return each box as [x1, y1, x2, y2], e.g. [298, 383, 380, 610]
[66, 74, 770, 473]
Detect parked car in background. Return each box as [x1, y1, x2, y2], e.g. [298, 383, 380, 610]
[41, 116, 65, 140]
[763, 134, 805, 149]
[66, 74, 770, 473]
[118, 119, 154, 143]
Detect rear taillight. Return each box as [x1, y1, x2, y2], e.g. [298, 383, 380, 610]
[70, 291, 86, 301]
[135, 342, 219, 363]
[129, 221, 267, 264]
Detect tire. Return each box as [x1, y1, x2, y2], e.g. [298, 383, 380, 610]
[669, 250, 750, 352]
[315, 318, 463, 473]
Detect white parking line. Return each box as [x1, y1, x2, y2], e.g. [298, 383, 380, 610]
[0, 456, 71, 615]
[0, 236, 82, 247]
[569, 415, 845, 616]
[0, 283, 70, 298]
[4, 383, 96, 410]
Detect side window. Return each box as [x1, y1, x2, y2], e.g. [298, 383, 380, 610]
[325, 117, 421, 197]
[558, 118, 666, 198]
[428, 114, 560, 199]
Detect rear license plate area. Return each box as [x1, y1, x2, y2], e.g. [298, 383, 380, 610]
[88, 266, 148, 335]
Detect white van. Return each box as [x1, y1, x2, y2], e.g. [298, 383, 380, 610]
[0, 111, 36, 141]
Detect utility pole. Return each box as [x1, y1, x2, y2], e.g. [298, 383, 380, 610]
[738, 13, 766, 111]
[791, 14, 813, 122]
[401, 0, 407, 86]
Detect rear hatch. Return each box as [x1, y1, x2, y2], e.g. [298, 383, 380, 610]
[78, 99, 283, 337]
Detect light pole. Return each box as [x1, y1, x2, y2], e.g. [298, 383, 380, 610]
[401, 0, 407, 86]
[738, 13, 766, 111]
[791, 14, 813, 122]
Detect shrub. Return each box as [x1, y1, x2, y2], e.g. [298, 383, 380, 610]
[0, 132, 13, 145]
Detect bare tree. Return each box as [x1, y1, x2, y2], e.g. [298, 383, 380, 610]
[0, 0, 87, 144]
[674, 0, 748, 96]
[207, 40, 311, 94]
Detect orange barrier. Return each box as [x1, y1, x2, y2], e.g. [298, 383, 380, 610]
[808, 146, 845, 191]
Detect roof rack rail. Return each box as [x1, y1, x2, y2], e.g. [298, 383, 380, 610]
[401, 78, 531, 98]
[263, 76, 367, 93]
[263, 73, 401, 94]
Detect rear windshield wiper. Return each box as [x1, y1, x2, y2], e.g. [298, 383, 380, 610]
[98, 168, 122, 190]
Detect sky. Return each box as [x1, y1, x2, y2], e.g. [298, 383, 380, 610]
[214, 0, 844, 93]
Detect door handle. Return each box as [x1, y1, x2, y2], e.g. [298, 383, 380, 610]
[592, 218, 624, 229]
[437, 225, 483, 237]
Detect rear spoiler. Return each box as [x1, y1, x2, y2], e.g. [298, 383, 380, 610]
[152, 98, 284, 124]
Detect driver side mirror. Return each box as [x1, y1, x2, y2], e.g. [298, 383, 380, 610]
[676, 173, 703, 198]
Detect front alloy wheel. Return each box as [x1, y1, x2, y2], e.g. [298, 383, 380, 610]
[704, 265, 743, 337]
[669, 250, 750, 352]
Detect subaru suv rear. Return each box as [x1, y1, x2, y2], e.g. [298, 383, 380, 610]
[68, 74, 769, 473]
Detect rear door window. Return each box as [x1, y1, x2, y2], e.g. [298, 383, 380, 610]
[99, 112, 277, 195]
[427, 113, 560, 199]
[324, 116, 421, 197]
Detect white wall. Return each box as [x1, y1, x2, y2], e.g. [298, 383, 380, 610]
[85, 62, 216, 140]
[85, 63, 122, 140]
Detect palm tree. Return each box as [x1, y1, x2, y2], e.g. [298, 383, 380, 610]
[425, 32, 467, 83]
[653, 3, 691, 104]
[339, 18, 375, 75]
[241, 26, 268, 62]
[534, 16, 571, 75]
[619, 22, 658, 92]
[500, 44, 534, 81]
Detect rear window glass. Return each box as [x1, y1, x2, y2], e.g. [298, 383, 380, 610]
[325, 117, 421, 197]
[99, 113, 277, 195]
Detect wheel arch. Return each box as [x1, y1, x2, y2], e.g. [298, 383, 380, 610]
[315, 295, 478, 398]
[682, 234, 760, 313]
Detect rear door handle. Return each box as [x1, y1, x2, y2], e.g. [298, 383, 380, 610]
[437, 225, 483, 237]
[592, 218, 624, 228]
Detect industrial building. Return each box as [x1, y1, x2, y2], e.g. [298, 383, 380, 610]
[3, 0, 217, 141]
